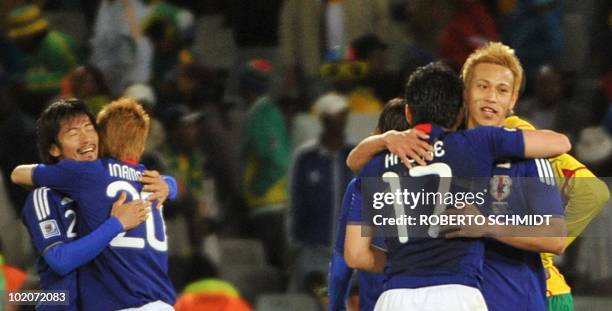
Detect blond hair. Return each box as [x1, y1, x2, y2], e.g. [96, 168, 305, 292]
[461, 42, 523, 97]
[97, 98, 150, 161]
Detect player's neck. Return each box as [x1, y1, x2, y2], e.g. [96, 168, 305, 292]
[121, 158, 138, 165]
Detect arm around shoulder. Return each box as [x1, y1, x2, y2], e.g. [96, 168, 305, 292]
[522, 130, 571, 158]
[11, 164, 37, 187]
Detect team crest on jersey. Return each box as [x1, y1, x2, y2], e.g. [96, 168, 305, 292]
[489, 175, 512, 201]
[39, 219, 61, 239]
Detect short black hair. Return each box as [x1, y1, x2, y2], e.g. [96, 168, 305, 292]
[36, 99, 97, 164]
[404, 62, 463, 128]
[376, 98, 411, 133]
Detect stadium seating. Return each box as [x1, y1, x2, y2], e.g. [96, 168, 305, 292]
[255, 293, 320, 311]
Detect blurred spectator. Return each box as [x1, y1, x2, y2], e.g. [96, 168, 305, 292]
[501, 0, 562, 80]
[174, 64, 225, 111]
[7, 4, 80, 115]
[319, 59, 383, 113]
[224, 0, 283, 105]
[123, 83, 166, 153]
[397, 45, 435, 90]
[438, 0, 498, 71]
[0, 86, 39, 215]
[142, 0, 195, 93]
[62, 65, 110, 114]
[0, 36, 25, 86]
[517, 64, 584, 140]
[401, 0, 450, 54]
[161, 106, 220, 287]
[240, 59, 290, 268]
[351, 33, 401, 102]
[574, 126, 612, 178]
[279, 0, 390, 97]
[289, 92, 354, 291]
[90, 0, 153, 96]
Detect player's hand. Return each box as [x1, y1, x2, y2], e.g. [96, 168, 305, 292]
[441, 205, 489, 238]
[111, 192, 150, 231]
[140, 170, 169, 208]
[382, 129, 433, 169]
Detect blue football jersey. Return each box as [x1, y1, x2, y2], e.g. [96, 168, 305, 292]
[357, 124, 525, 290]
[330, 178, 384, 311]
[482, 159, 564, 311]
[32, 158, 175, 310]
[21, 187, 79, 310]
[334, 178, 358, 255]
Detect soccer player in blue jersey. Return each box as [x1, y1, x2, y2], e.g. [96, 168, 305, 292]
[12, 98, 176, 310]
[22, 187, 148, 310]
[442, 42, 568, 311]
[344, 62, 570, 310]
[330, 179, 386, 311]
[328, 99, 408, 311]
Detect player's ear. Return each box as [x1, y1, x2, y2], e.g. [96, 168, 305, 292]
[49, 144, 61, 158]
[508, 93, 518, 113]
[452, 107, 465, 130]
[404, 104, 413, 125]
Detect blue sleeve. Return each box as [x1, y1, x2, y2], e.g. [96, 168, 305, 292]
[334, 179, 357, 254]
[42, 217, 123, 276]
[32, 160, 92, 195]
[162, 175, 177, 201]
[21, 188, 67, 255]
[468, 127, 525, 161]
[346, 178, 363, 224]
[328, 254, 353, 311]
[524, 159, 564, 217]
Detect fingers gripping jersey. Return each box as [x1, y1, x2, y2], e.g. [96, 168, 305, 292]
[32, 158, 175, 310]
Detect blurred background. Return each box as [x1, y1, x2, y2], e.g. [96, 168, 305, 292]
[0, 0, 611, 310]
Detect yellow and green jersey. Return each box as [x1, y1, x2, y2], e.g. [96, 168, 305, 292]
[504, 116, 610, 297]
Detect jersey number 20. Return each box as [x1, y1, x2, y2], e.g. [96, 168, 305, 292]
[107, 181, 168, 251]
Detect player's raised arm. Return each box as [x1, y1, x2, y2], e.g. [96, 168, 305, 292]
[346, 129, 432, 172]
[11, 164, 37, 187]
[522, 130, 571, 158]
